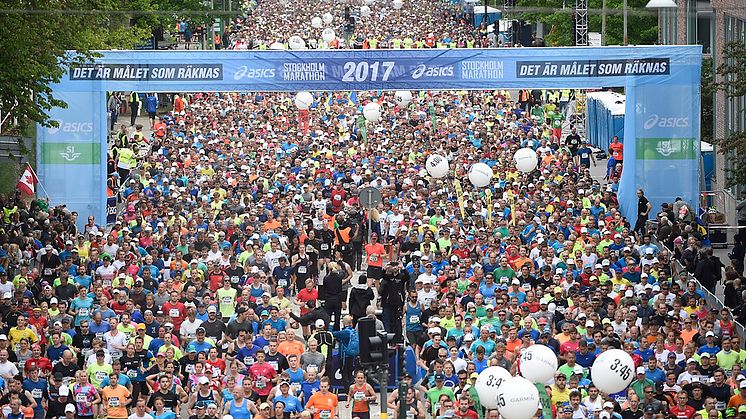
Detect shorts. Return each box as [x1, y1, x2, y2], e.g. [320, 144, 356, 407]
[352, 412, 371, 419]
[148, 111, 156, 119]
[367, 266, 383, 280]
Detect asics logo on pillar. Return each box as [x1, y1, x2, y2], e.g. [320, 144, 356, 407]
[47, 120, 94, 134]
[643, 114, 689, 130]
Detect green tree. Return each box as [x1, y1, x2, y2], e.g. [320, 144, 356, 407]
[704, 41, 746, 188]
[514, 0, 657, 46]
[0, 0, 208, 135]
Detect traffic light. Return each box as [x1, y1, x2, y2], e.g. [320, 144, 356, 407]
[358, 318, 393, 366]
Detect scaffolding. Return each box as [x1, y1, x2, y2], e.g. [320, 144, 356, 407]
[574, 0, 588, 46]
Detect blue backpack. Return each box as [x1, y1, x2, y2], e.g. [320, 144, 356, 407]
[342, 328, 360, 357]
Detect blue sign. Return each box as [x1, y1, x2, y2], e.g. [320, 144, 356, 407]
[41, 46, 702, 228]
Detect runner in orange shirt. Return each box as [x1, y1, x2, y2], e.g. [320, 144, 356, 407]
[364, 232, 386, 289]
[609, 135, 624, 163]
[305, 377, 339, 419]
[101, 372, 132, 419]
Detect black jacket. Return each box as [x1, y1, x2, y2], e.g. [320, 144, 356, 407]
[290, 306, 331, 327]
[380, 269, 407, 307]
[348, 287, 374, 318]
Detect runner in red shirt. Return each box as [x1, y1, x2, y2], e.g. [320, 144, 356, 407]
[161, 291, 187, 333]
[249, 350, 277, 401]
[669, 391, 695, 419]
[24, 345, 52, 375]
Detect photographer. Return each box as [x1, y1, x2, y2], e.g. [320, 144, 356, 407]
[380, 261, 408, 344]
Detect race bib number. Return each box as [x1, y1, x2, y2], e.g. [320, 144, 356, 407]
[369, 254, 378, 262]
[409, 315, 419, 324]
[406, 412, 415, 419]
[424, 297, 432, 306]
[307, 364, 317, 372]
[354, 391, 365, 401]
[292, 382, 301, 393]
[334, 195, 342, 201]
[256, 380, 266, 389]
[31, 389, 42, 399]
[127, 370, 137, 378]
[320, 244, 329, 251]
[297, 266, 307, 274]
[320, 410, 332, 419]
[717, 402, 726, 411]
[63, 377, 72, 386]
[44, 268, 53, 276]
[169, 309, 179, 318]
[582, 153, 589, 159]
[222, 297, 232, 304]
[95, 371, 107, 382]
[76, 393, 88, 403]
[231, 276, 240, 284]
[108, 397, 120, 407]
[269, 361, 279, 370]
[278, 279, 287, 287]
[78, 308, 90, 317]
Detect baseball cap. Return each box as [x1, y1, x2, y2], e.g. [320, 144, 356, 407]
[644, 405, 655, 413]
[55, 384, 71, 398]
[740, 406, 746, 414]
[207, 306, 217, 313]
[603, 402, 614, 409]
[636, 366, 645, 374]
[65, 404, 75, 413]
[563, 405, 574, 413]
[315, 319, 325, 328]
[700, 352, 711, 358]
[706, 331, 715, 337]
[739, 380, 746, 389]
[198, 376, 209, 385]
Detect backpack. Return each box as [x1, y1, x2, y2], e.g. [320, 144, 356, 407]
[342, 328, 360, 357]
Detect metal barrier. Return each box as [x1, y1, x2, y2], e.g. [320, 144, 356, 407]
[648, 225, 745, 342]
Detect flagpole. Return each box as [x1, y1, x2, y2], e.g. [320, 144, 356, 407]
[25, 163, 50, 199]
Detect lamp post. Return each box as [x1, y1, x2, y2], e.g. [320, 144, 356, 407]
[645, 0, 678, 45]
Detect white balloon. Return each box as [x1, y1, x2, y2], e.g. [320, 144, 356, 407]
[288, 36, 306, 50]
[519, 344, 558, 383]
[321, 28, 336, 43]
[495, 376, 541, 419]
[425, 154, 449, 179]
[392, 0, 403, 9]
[514, 147, 539, 173]
[474, 366, 511, 409]
[269, 42, 286, 50]
[322, 12, 333, 24]
[360, 5, 371, 17]
[468, 162, 492, 188]
[311, 17, 323, 28]
[294, 92, 314, 110]
[590, 349, 635, 394]
[362, 102, 381, 122]
[394, 90, 412, 107]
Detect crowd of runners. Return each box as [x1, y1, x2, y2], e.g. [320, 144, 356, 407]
[0, 0, 740, 419]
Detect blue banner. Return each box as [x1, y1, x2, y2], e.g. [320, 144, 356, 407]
[41, 46, 702, 228]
